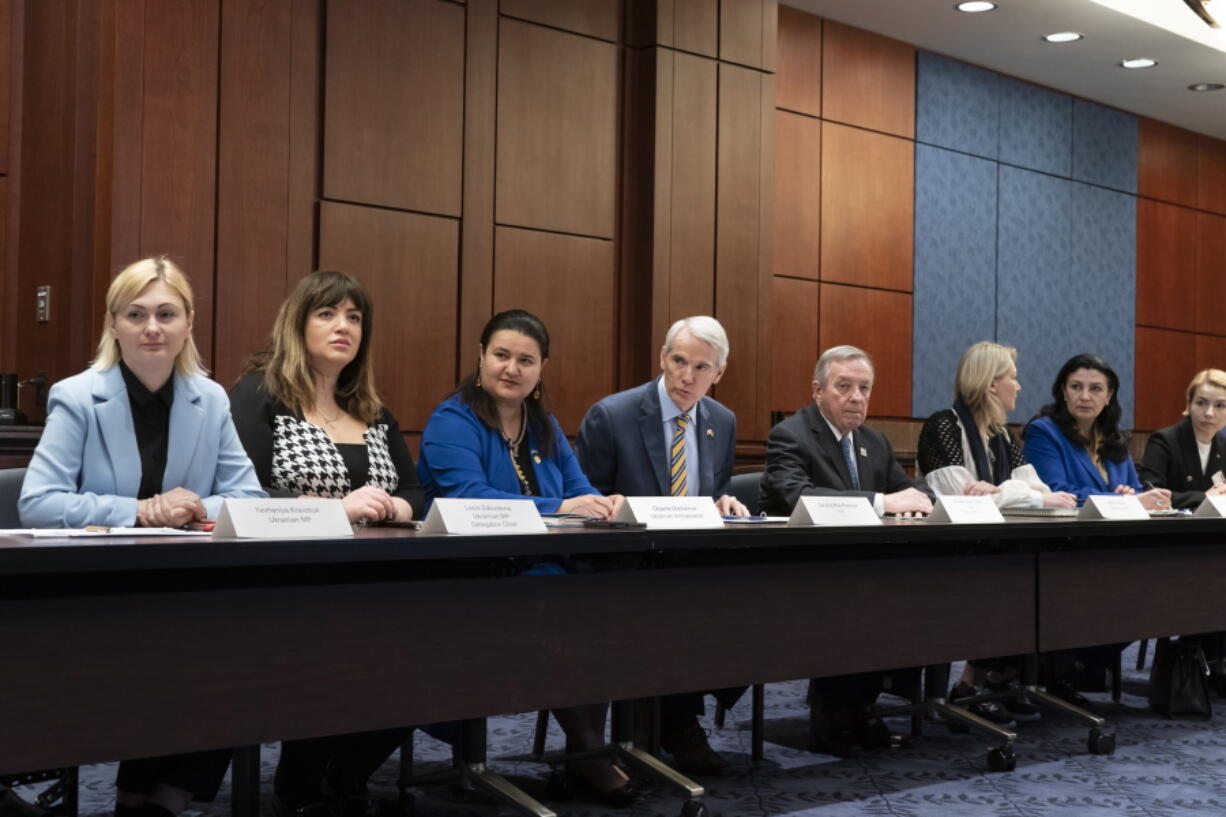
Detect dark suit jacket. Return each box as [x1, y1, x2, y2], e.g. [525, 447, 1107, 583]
[575, 379, 736, 498]
[1139, 417, 1226, 509]
[760, 402, 930, 516]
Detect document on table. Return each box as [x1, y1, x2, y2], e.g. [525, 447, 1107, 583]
[0, 527, 212, 537]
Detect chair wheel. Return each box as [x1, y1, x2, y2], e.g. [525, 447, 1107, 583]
[545, 769, 572, 800]
[680, 801, 711, 817]
[987, 745, 1016, 772]
[948, 720, 970, 734]
[1087, 728, 1116, 755]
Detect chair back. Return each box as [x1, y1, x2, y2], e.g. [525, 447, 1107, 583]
[729, 471, 763, 516]
[0, 467, 27, 528]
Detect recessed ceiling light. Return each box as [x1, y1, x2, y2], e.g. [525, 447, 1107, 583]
[1120, 57, 1158, 68]
[1189, 82, 1225, 91]
[1043, 32, 1084, 43]
[955, 1, 997, 12]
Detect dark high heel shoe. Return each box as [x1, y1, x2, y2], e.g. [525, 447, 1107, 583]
[548, 765, 641, 808]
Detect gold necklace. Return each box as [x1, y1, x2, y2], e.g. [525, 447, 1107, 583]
[315, 404, 342, 427]
[503, 409, 532, 495]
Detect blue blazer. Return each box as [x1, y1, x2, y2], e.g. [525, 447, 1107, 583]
[575, 378, 735, 498]
[417, 395, 598, 514]
[1021, 415, 1142, 504]
[19, 366, 265, 528]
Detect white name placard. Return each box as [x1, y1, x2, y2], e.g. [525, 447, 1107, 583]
[1195, 495, 1226, 517]
[615, 496, 723, 529]
[928, 495, 1005, 524]
[214, 498, 353, 538]
[1079, 494, 1149, 521]
[418, 498, 546, 535]
[788, 496, 881, 527]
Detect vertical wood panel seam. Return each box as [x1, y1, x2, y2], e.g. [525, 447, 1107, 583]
[210, 0, 224, 369]
[711, 64, 720, 319]
[611, 16, 625, 383]
[457, 0, 471, 380]
[313, 0, 328, 273]
[134, 0, 147, 264]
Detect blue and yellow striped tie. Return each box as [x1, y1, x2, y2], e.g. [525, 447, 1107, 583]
[670, 413, 690, 496]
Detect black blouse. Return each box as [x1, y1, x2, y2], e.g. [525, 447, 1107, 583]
[227, 372, 425, 518]
[120, 361, 173, 500]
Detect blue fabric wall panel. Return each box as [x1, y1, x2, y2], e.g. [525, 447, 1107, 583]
[999, 77, 1071, 177]
[1069, 182, 1136, 427]
[996, 167, 1074, 424]
[915, 51, 999, 159]
[912, 144, 998, 418]
[1072, 100, 1138, 194]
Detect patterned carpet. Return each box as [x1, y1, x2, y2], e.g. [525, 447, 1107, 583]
[16, 642, 1226, 817]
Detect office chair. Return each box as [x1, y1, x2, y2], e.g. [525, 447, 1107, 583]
[0, 467, 26, 528]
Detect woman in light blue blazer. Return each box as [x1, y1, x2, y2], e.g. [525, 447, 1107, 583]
[19, 257, 264, 817]
[20, 258, 263, 529]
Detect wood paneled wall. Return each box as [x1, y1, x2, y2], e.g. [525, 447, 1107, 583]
[771, 7, 915, 420]
[5, 0, 1219, 450]
[622, 0, 777, 440]
[1134, 119, 1226, 430]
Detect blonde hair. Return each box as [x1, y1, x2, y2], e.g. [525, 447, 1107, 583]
[955, 341, 1017, 436]
[1184, 369, 1226, 414]
[92, 256, 204, 377]
[246, 270, 383, 425]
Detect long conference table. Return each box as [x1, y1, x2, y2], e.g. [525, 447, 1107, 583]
[3, 515, 1226, 775]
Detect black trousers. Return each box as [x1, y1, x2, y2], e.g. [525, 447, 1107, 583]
[115, 750, 234, 803]
[661, 686, 748, 723]
[274, 727, 411, 806]
[808, 672, 886, 715]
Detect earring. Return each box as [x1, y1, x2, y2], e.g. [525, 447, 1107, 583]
[533, 383, 542, 400]
[476, 368, 483, 389]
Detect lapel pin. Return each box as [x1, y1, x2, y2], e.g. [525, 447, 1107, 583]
[706, 428, 715, 437]
[860, 446, 867, 457]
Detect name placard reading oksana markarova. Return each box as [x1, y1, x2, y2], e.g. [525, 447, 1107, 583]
[418, 498, 547, 535]
[214, 498, 353, 538]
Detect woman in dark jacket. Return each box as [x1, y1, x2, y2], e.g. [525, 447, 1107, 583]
[1139, 368, 1226, 509]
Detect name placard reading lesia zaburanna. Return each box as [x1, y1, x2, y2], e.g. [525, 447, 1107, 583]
[214, 498, 353, 538]
[418, 498, 546, 535]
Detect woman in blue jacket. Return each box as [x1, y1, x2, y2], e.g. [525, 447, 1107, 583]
[417, 309, 636, 806]
[19, 257, 264, 817]
[1021, 353, 1170, 705]
[1022, 353, 1169, 509]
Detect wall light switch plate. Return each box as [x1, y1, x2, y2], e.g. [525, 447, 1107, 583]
[36, 285, 51, 322]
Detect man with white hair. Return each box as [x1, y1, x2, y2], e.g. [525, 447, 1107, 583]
[760, 344, 932, 517]
[761, 344, 933, 757]
[576, 315, 748, 776]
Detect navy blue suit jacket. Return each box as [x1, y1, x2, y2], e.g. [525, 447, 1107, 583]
[575, 379, 736, 498]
